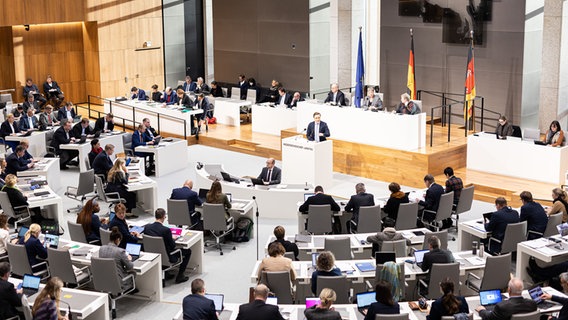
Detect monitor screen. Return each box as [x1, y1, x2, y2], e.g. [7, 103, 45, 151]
[414, 249, 429, 263]
[22, 274, 41, 289]
[529, 286, 544, 303]
[306, 298, 320, 309]
[304, 193, 315, 201]
[479, 289, 503, 306]
[266, 297, 278, 305]
[204, 294, 224, 312]
[126, 243, 142, 256]
[170, 227, 183, 236]
[356, 291, 377, 308]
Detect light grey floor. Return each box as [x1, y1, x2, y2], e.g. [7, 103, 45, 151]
[53, 144, 497, 319]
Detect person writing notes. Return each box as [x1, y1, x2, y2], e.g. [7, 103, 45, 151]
[306, 112, 330, 142]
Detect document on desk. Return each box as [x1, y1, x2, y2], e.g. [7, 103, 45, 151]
[539, 246, 560, 255]
[335, 262, 354, 273]
[525, 238, 551, 249]
[465, 220, 487, 232]
[139, 252, 159, 261]
[464, 256, 485, 266]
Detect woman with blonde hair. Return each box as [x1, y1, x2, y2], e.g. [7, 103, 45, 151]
[32, 277, 68, 320]
[18, 223, 47, 272]
[304, 288, 342, 320]
[548, 187, 568, 223]
[2, 174, 29, 208]
[105, 158, 137, 212]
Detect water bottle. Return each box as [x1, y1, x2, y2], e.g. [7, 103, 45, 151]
[472, 241, 478, 255]
[478, 243, 484, 257]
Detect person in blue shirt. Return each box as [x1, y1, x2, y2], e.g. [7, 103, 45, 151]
[311, 251, 341, 295]
[76, 198, 107, 244]
[108, 203, 140, 248]
[519, 191, 548, 240]
[364, 281, 401, 320]
[18, 223, 47, 272]
[427, 278, 469, 320]
[130, 86, 147, 100]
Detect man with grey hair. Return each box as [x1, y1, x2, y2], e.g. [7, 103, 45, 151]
[476, 278, 537, 320]
[195, 77, 210, 94]
[345, 182, 375, 232]
[236, 284, 284, 320]
[324, 83, 346, 106]
[539, 272, 568, 320]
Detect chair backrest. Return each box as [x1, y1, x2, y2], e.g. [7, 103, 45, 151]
[76, 169, 95, 196]
[283, 252, 295, 260]
[512, 125, 522, 138]
[442, 314, 473, 320]
[316, 275, 349, 304]
[375, 314, 409, 320]
[231, 87, 241, 99]
[263, 271, 293, 304]
[429, 263, 459, 295]
[246, 89, 256, 104]
[455, 185, 475, 214]
[0, 191, 16, 218]
[479, 253, 511, 291]
[6, 243, 32, 276]
[68, 220, 88, 243]
[307, 205, 332, 234]
[167, 198, 192, 226]
[374, 262, 405, 301]
[91, 257, 123, 295]
[544, 213, 563, 237]
[357, 205, 382, 233]
[21, 294, 33, 320]
[142, 234, 172, 266]
[381, 239, 407, 257]
[324, 237, 352, 260]
[434, 192, 454, 221]
[100, 227, 112, 246]
[122, 132, 133, 149]
[510, 310, 540, 320]
[47, 247, 77, 284]
[202, 203, 229, 232]
[94, 175, 109, 202]
[422, 230, 449, 250]
[44, 130, 54, 145]
[396, 202, 418, 230]
[501, 221, 527, 254]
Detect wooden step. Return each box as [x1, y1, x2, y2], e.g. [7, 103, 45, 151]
[472, 184, 514, 198]
[426, 116, 442, 125]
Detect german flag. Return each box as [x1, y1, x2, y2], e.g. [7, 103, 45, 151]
[407, 33, 416, 100]
[464, 43, 476, 119]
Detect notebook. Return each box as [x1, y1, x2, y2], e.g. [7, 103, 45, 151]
[306, 298, 320, 308]
[204, 293, 224, 312]
[529, 286, 557, 309]
[376, 251, 396, 265]
[126, 243, 142, 261]
[304, 193, 315, 201]
[43, 234, 59, 249]
[355, 262, 376, 273]
[356, 291, 377, 315]
[413, 249, 428, 268]
[479, 289, 503, 308]
[21, 274, 41, 296]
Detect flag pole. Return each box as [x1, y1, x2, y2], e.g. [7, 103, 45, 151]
[469, 30, 475, 132]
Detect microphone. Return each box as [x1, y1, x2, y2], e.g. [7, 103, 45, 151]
[59, 300, 73, 320]
[252, 196, 256, 200]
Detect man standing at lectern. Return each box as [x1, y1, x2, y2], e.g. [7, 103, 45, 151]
[258, 158, 281, 185]
[306, 112, 330, 142]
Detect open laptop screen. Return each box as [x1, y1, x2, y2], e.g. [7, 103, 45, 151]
[356, 291, 377, 309]
[304, 193, 315, 201]
[125, 243, 142, 256]
[414, 249, 428, 264]
[479, 289, 503, 306]
[22, 274, 41, 290]
[376, 252, 396, 265]
[204, 294, 224, 312]
[306, 298, 320, 308]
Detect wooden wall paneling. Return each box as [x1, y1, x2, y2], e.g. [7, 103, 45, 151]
[0, 27, 16, 97]
[0, 0, 85, 27]
[82, 22, 101, 99]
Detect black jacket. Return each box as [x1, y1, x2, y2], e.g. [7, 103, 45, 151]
[182, 294, 218, 320]
[478, 296, 537, 320]
[94, 117, 114, 132]
[419, 183, 445, 211]
[345, 192, 375, 223]
[236, 299, 284, 320]
[92, 151, 113, 176]
[50, 126, 72, 153]
[0, 278, 22, 319]
[299, 193, 340, 213]
[144, 221, 176, 255]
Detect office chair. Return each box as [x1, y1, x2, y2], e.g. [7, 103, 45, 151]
[488, 221, 527, 255]
[528, 212, 562, 239]
[7, 243, 50, 280]
[419, 262, 459, 298]
[510, 311, 540, 320]
[100, 227, 112, 246]
[420, 192, 454, 232]
[67, 221, 99, 245]
[350, 205, 381, 233]
[324, 237, 353, 260]
[203, 203, 235, 255]
[316, 275, 350, 304]
[167, 198, 198, 229]
[395, 202, 419, 230]
[381, 239, 408, 258]
[64, 169, 95, 213]
[143, 234, 184, 287]
[91, 257, 136, 319]
[466, 253, 511, 293]
[47, 247, 92, 288]
[262, 271, 294, 304]
[451, 185, 475, 233]
[0, 191, 31, 230]
[307, 205, 333, 235]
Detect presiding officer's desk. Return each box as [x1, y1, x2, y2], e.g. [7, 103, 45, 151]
[251, 103, 297, 135]
[9, 277, 110, 320]
[516, 235, 568, 284]
[196, 164, 313, 219]
[60, 239, 164, 301]
[134, 137, 188, 177]
[104, 98, 203, 137]
[457, 219, 492, 251]
[17, 157, 61, 192]
[59, 131, 125, 172]
[296, 100, 426, 151]
[467, 132, 568, 184]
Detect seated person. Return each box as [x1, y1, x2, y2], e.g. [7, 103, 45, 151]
[106, 158, 137, 213]
[51, 120, 79, 170]
[38, 105, 59, 128]
[194, 77, 210, 94]
[484, 197, 520, 254]
[323, 83, 346, 106]
[363, 281, 400, 320]
[548, 187, 568, 223]
[0, 114, 21, 150]
[427, 278, 469, 320]
[260, 80, 280, 103]
[194, 94, 211, 131]
[289, 91, 304, 108]
[299, 185, 341, 233]
[176, 88, 193, 108]
[0, 261, 24, 319]
[18, 223, 47, 272]
[0, 215, 9, 257]
[5, 145, 34, 175]
[420, 236, 455, 296]
[182, 76, 197, 92]
[23, 78, 47, 108]
[544, 120, 565, 147]
[88, 138, 103, 167]
[495, 115, 513, 139]
[366, 221, 411, 256]
[108, 203, 140, 248]
[150, 84, 162, 102]
[257, 158, 281, 185]
[206, 180, 231, 219]
[276, 87, 292, 107]
[539, 272, 568, 319]
[382, 182, 409, 223]
[269, 226, 299, 260]
[416, 174, 444, 223]
[182, 279, 218, 320]
[19, 139, 36, 165]
[18, 107, 39, 131]
[98, 226, 135, 291]
[311, 251, 341, 295]
[76, 198, 107, 244]
[43, 74, 64, 108]
[132, 124, 155, 174]
[257, 242, 296, 283]
[363, 88, 383, 111]
[304, 288, 342, 320]
[519, 191, 548, 240]
[444, 167, 463, 206]
[210, 81, 224, 97]
[345, 182, 375, 232]
[170, 179, 202, 229]
[161, 87, 178, 105]
[31, 278, 68, 320]
[236, 284, 283, 320]
[396, 93, 420, 115]
[476, 278, 537, 320]
[12, 105, 24, 119]
[72, 118, 94, 139]
[94, 113, 114, 132]
[237, 74, 248, 100]
[22, 94, 39, 114]
[2, 174, 31, 210]
[57, 102, 77, 123]
[92, 144, 114, 177]
[144, 208, 191, 283]
[130, 86, 147, 100]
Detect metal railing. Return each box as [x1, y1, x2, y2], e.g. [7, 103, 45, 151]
[311, 86, 355, 100]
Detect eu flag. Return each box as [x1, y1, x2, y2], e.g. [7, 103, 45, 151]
[354, 29, 364, 108]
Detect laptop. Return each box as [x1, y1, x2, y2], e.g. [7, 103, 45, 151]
[311, 252, 320, 269]
[204, 293, 224, 313]
[220, 171, 239, 183]
[93, 130, 101, 138]
[129, 226, 144, 234]
[226, 193, 232, 202]
[479, 289, 503, 310]
[109, 212, 116, 223]
[304, 193, 315, 201]
[21, 274, 41, 297]
[77, 135, 87, 144]
[482, 212, 493, 223]
[22, 130, 34, 137]
[534, 140, 546, 146]
[125, 243, 142, 261]
[376, 251, 396, 265]
[170, 227, 183, 239]
[306, 297, 320, 309]
[250, 177, 265, 185]
[198, 188, 209, 203]
[18, 226, 29, 239]
[43, 234, 59, 249]
[153, 136, 162, 145]
[529, 286, 557, 309]
[413, 249, 429, 268]
[266, 297, 278, 306]
[356, 291, 377, 315]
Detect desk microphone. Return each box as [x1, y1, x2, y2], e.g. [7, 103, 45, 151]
[59, 300, 73, 320]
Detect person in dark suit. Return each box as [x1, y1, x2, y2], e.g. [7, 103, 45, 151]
[345, 182, 375, 232]
[92, 144, 114, 177]
[276, 87, 292, 107]
[237, 74, 249, 100]
[170, 179, 202, 228]
[6, 145, 34, 175]
[51, 120, 79, 170]
[476, 278, 537, 320]
[130, 86, 147, 100]
[144, 208, 191, 284]
[22, 94, 39, 114]
[43, 74, 64, 108]
[18, 139, 36, 165]
[495, 115, 513, 139]
[23, 78, 46, 108]
[142, 118, 159, 140]
[416, 174, 445, 223]
[210, 81, 224, 97]
[519, 191, 548, 240]
[269, 226, 299, 260]
[150, 84, 162, 102]
[427, 279, 469, 320]
[19, 108, 39, 131]
[176, 88, 193, 109]
[323, 83, 346, 106]
[94, 113, 115, 132]
[257, 158, 282, 185]
[539, 272, 568, 320]
[195, 94, 211, 132]
[132, 124, 155, 173]
[194, 77, 210, 94]
[396, 93, 420, 115]
[0, 262, 23, 319]
[72, 118, 94, 138]
[182, 76, 197, 92]
[18, 223, 48, 272]
[484, 197, 520, 254]
[306, 112, 330, 142]
[182, 278, 218, 320]
[161, 87, 178, 105]
[299, 185, 341, 233]
[236, 284, 284, 320]
[364, 281, 400, 320]
[289, 92, 305, 108]
[0, 114, 21, 151]
[420, 236, 455, 296]
[57, 102, 77, 122]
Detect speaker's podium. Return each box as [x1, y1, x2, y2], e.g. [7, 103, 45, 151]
[281, 136, 333, 188]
